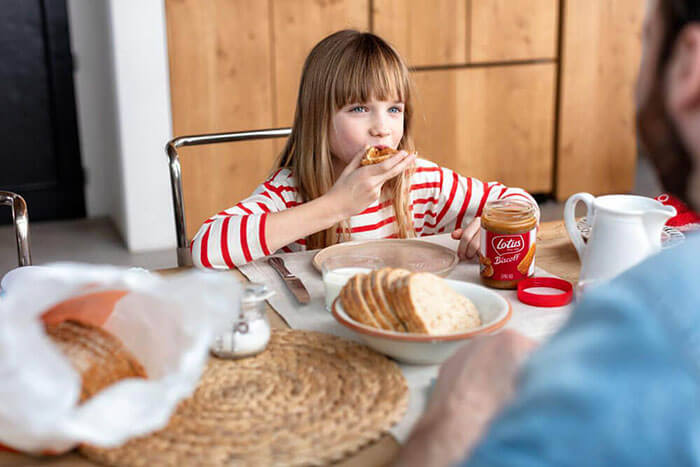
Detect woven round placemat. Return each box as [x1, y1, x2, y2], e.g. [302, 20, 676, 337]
[79, 329, 408, 466]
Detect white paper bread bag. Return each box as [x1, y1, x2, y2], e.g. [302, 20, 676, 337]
[0, 263, 241, 453]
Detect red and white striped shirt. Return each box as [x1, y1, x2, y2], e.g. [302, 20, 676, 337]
[191, 158, 538, 269]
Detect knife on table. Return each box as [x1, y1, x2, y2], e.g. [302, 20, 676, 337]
[267, 257, 311, 305]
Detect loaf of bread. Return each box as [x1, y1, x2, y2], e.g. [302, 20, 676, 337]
[360, 145, 398, 166]
[339, 268, 481, 335]
[45, 320, 147, 403]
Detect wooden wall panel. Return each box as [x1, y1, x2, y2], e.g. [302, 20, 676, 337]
[166, 0, 276, 239]
[273, 0, 369, 128]
[556, 0, 644, 200]
[373, 0, 468, 67]
[165, 0, 643, 242]
[412, 64, 556, 192]
[470, 0, 559, 62]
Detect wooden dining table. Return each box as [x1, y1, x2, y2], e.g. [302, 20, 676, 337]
[0, 220, 580, 467]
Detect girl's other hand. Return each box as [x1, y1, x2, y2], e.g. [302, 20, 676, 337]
[451, 217, 481, 260]
[328, 147, 415, 218]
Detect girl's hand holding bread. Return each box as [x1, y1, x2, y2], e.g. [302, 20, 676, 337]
[263, 146, 414, 255]
[327, 146, 415, 218]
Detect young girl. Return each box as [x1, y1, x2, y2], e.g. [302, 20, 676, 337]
[191, 30, 538, 269]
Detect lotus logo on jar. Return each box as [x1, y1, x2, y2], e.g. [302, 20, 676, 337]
[492, 236, 525, 256]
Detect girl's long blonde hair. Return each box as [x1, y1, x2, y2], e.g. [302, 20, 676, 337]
[276, 30, 416, 250]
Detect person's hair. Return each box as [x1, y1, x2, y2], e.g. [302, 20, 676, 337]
[275, 30, 416, 250]
[640, 1, 700, 200]
[657, 1, 700, 67]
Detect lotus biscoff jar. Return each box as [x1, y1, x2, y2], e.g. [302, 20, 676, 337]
[479, 199, 537, 289]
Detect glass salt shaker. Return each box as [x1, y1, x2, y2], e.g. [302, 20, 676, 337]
[211, 283, 274, 359]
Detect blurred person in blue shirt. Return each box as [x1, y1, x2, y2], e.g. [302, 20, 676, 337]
[396, 1, 700, 466]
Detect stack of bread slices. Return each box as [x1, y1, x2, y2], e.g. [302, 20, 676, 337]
[338, 268, 481, 335]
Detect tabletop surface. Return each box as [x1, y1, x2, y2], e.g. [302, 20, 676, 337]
[0, 220, 579, 467]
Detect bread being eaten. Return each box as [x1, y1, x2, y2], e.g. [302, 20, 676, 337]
[339, 268, 481, 335]
[360, 145, 399, 166]
[46, 320, 147, 403]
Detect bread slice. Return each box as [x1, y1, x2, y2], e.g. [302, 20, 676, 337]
[397, 273, 481, 335]
[382, 269, 411, 327]
[361, 146, 398, 166]
[369, 269, 407, 332]
[340, 274, 381, 329]
[360, 273, 393, 330]
[391, 274, 426, 334]
[45, 320, 147, 403]
[339, 282, 360, 322]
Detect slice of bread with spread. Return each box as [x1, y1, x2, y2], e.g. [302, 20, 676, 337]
[46, 320, 147, 403]
[360, 145, 398, 166]
[339, 268, 481, 335]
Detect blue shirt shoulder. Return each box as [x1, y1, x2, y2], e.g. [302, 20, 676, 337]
[463, 233, 700, 467]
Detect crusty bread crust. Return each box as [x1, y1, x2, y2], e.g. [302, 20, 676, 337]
[340, 282, 361, 323]
[45, 320, 147, 403]
[371, 269, 407, 332]
[393, 274, 430, 334]
[360, 273, 393, 330]
[382, 269, 411, 328]
[347, 275, 382, 329]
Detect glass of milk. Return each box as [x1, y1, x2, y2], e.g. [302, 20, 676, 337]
[321, 256, 384, 312]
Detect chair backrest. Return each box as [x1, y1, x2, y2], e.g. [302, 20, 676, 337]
[0, 191, 32, 267]
[165, 127, 292, 267]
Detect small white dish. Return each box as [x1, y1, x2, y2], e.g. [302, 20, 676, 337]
[331, 279, 512, 365]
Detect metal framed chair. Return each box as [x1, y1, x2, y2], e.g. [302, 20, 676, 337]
[165, 127, 292, 267]
[0, 191, 32, 267]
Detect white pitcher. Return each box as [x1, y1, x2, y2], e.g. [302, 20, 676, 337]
[564, 193, 676, 290]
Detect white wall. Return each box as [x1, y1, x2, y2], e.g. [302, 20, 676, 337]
[67, 0, 175, 252]
[66, 0, 123, 226]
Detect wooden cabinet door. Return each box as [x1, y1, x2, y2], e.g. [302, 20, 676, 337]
[272, 0, 369, 128]
[470, 0, 559, 62]
[373, 0, 468, 67]
[166, 0, 276, 239]
[556, 0, 644, 200]
[412, 64, 556, 192]
[166, 0, 368, 239]
[374, 0, 558, 66]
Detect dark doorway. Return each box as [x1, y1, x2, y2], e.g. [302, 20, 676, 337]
[0, 0, 85, 224]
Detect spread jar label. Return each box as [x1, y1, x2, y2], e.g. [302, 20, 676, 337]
[479, 228, 536, 282]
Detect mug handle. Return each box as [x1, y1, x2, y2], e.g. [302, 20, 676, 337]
[564, 192, 595, 260]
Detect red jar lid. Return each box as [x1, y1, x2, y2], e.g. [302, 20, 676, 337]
[517, 277, 573, 307]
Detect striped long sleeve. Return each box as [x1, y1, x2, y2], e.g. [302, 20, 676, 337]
[191, 159, 539, 269]
[410, 159, 538, 236]
[190, 169, 304, 269]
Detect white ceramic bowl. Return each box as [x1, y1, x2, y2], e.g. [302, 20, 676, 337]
[331, 279, 512, 365]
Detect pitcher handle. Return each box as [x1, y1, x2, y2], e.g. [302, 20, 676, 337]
[564, 192, 595, 260]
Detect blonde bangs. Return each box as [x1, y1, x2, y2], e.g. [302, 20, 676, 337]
[332, 38, 410, 110]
